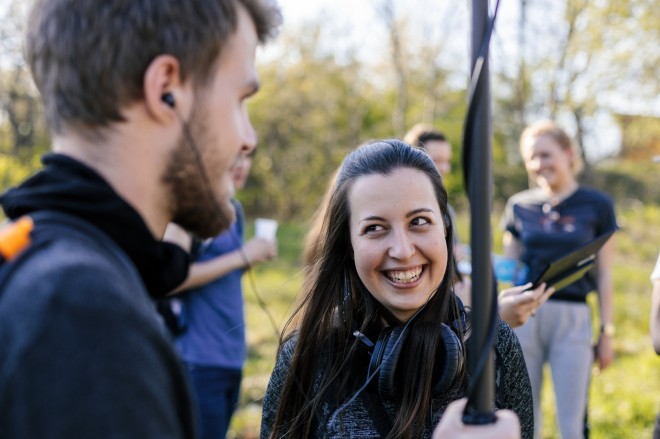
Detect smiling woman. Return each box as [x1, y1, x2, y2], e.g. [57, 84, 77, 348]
[348, 167, 449, 322]
[261, 139, 534, 439]
[502, 120, 617, 439]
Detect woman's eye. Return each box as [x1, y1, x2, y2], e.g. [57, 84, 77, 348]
[411, 217, 431, 227]
[364, 224, 383, 234]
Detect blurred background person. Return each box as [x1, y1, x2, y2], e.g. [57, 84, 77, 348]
[165, 148, 277, 439]
[404, 123, 466, 261]
[403, 123, 453, 176]
[502, 120, 617, 439]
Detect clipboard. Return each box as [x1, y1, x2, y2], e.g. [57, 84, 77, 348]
[531, 229, 615, 292]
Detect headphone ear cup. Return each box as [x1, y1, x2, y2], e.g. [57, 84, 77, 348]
[431, 323, 464, 397]
[377, 326, 407, 398]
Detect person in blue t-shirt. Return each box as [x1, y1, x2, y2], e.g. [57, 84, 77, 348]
[502, 121, 617, 439]
[165, 148, 277, 439]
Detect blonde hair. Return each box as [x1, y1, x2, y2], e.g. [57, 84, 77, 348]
[520, 120, 584, 175]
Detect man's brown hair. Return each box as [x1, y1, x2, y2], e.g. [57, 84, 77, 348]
[26, 0, 281, 136]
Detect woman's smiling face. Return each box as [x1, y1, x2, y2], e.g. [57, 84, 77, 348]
[348, 167, 448, 322]
[521, 134, 575, 192]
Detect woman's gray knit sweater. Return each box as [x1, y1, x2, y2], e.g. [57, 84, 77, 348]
[261, 319, 534, 438]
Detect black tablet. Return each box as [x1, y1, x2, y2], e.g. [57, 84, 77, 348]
[531, 229, 615, 292]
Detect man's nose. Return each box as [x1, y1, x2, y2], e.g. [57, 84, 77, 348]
[242, 121, 258, 154]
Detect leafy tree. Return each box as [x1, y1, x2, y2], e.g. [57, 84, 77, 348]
[494, 0, 659, 168]
[0, 0, 48, 191]
[244, 24, 394, 222]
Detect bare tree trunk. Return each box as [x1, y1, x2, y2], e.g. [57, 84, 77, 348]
[547, 0, 589, 118]
[508, 0, 529, 164]
[2, 69, 38, 153]
[0, 3, 39, 155]
[547, 13, 575, 118]
[572, 106, 592, 183]
[376, 0, 408, 136]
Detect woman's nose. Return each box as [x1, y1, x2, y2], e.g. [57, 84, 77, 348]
[387, 230, 415, 260]
[528, 157, 541, 171]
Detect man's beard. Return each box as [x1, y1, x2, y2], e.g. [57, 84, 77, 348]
[162, 112, 236, 239]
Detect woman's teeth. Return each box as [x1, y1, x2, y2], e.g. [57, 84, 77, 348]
[385, 266, 422, 283]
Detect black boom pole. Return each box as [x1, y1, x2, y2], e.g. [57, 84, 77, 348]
[462, 0, 499, 425]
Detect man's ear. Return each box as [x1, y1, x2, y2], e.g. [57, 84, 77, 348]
[143, 54, 187, 123]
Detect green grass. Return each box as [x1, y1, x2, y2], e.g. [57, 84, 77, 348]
[229, 205, 660, 438]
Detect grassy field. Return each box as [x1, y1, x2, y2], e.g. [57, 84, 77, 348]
[229, 204, 660, 438]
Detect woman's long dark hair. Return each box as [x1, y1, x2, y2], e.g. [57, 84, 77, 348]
[269, 140, 465, 438]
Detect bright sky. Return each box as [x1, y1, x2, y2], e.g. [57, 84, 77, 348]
[275, 0, 472, 76]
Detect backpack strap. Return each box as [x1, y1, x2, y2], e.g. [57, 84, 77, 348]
[0, 214, 54, 294]
[0, 216, 34, 262]
[0, 210, 137, 296]
[0, 211, 95, 264]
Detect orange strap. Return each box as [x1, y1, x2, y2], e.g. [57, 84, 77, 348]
[0, 216, 34, 261]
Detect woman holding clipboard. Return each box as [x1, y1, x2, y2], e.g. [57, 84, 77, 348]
[502, 121, 617, 439]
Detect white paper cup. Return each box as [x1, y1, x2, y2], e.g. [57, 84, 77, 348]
[255, 218, 278, 241]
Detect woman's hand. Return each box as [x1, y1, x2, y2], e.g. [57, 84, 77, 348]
[595, 332, 615, 371]
[498, 283, 555, 328]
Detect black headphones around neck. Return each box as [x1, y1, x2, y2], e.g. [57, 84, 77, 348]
[357, 298, 466, 399]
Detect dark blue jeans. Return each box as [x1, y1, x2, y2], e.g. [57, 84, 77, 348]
[185, 363, 242, 439]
